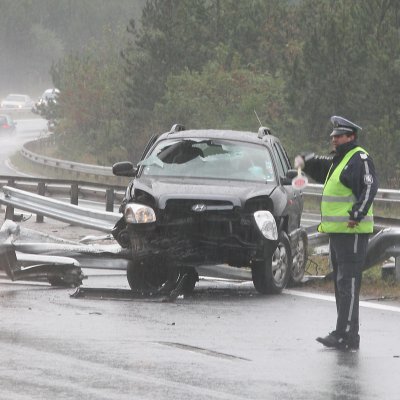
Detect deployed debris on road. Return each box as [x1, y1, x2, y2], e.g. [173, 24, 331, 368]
[0, 219, 130, 287]
[71, 273, 190, 302]
[0, 243, 84, 286]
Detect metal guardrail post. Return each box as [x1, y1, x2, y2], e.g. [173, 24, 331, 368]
[71, 183, 79, 205]
[106, 188, 114, 212]
[5, 178, 15, 220]
[36, 181, 46, 223]
[396, 257, 400, 282]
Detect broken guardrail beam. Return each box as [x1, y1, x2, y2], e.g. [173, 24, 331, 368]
[0, 186, 120, 232]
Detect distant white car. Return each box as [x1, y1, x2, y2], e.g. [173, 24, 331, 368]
[37, 88, 59, 106]
[1, 94, 34, 109]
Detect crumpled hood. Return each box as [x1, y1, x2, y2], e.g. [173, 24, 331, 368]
[134, 177, 277, 209]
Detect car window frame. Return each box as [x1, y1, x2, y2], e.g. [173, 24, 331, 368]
[138, 137, 277, 183]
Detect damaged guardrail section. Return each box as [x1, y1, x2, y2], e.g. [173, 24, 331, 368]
[1, 186, 400, 285]
[0, 186, 120, 232]
[0, 220, 130, 286]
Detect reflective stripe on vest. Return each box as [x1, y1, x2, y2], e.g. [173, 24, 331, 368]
[318, 146, 374, 234]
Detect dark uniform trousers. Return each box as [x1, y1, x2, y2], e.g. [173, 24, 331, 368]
[329, 233, 369, 340]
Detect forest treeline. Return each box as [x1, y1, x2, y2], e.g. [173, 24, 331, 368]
[3, 0, 400, 187]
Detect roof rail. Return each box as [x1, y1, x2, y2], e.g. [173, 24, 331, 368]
[257, 126, 272, 138]
[169, 124, 186, 133]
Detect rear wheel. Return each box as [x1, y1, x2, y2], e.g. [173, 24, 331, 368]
[252, 232, 292, 294]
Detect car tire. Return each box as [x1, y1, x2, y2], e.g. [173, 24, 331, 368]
[288, 230, 308, 286]
[180, 268, 199, 295]
[252, 232, 292, 294]
[126, 258, 177, 294]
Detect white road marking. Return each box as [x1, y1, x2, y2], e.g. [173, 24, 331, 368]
[285, 289, 400, 313]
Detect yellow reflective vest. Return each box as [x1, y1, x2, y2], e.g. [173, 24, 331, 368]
[318, 146, 374, 234]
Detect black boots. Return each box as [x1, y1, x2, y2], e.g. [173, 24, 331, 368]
[316, 331, 360, 350]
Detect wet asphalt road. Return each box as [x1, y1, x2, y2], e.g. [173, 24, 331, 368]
[0, 117, 47, 176]
[0, 274, 399, 400]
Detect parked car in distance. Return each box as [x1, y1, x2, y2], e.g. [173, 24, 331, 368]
[112, 124, 308, 296]
[0, 114, 17, 134]
[1, 94, 34, 109]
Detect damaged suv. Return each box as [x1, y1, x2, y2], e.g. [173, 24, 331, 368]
[112, 124, 307, 295]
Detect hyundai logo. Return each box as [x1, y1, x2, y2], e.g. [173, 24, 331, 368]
[192, 203, 207, 212]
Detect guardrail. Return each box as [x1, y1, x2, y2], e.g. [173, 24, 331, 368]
[21, 146, 113, 177]
[0, 175, 125, 222]
[0, 186, 120, 232]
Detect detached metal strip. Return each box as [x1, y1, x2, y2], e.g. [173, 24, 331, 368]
[0, 186, 121, 232]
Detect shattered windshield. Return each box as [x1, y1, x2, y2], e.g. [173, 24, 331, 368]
[138, 138, 276, 182]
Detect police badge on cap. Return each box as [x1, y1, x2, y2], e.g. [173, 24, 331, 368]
[330, 116, 362, 137]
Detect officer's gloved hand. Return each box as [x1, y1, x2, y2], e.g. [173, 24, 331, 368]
[294, 155, 305, 169]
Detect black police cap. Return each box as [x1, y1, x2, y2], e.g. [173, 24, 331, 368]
[330, 116, 362, 137]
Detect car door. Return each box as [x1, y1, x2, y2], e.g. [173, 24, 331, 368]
[272, 141, 303, 232]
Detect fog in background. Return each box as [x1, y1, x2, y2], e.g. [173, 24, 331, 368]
[0, 0, 145, 99]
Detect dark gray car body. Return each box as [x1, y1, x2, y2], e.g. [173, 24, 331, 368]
[113, 126, 306, 294]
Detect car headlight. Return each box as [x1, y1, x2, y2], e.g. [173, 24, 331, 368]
[124, 203, 156, 224]
[253, 211, 278, 240]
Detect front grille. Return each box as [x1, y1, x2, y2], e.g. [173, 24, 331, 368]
[137, 198, 264, 265]
[164, 199, 234, 217]
[156, 198, 258, 247]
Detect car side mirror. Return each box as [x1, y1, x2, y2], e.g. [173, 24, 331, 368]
[112, 161, 137, 177]
[281, 169, 298, 185]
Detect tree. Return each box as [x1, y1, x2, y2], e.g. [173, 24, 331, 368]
[154, 58, 290, 143]
[122, 1, 218, 129]
[50, 28, 129, 165]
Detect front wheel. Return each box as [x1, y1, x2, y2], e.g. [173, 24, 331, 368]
[127, 234, 178, 294]
[127, 258, 178, 294]
[252, 232, 292, 294]
[180, 268, 199, 295]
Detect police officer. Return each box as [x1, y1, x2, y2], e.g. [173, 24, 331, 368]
[295, 116, 378, 350]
